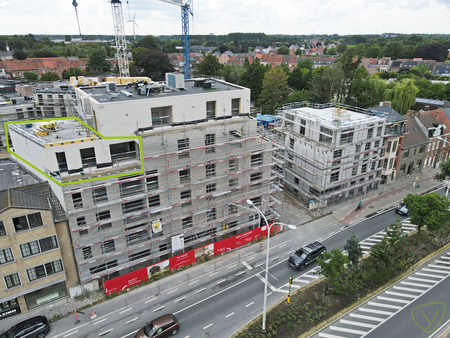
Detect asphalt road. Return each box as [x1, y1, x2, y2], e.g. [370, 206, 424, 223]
[50, 201, 414, 338]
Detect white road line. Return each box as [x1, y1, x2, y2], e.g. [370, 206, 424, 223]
[340, 319, 375, 328]
[246, 302, 254, 307]
[267, 292, 272, 296]
[153, 306, 165, 312]
[372, 235, 385, 238]
[393, 286, 424, 293]
[423, 268, 449, 274]
[175, 296, 186, 303]
[368, 301, 402, 310]
[236, 271, 245, 277]
[415, 272, 444, 279]
[436, 260, 450, 265]
[349, 313, 384, 322]
[93, 318, 107, 325]
[330, 326, 367, 335]
[203, 323, 213, 330]
[271, 257, 279, 261]
[408, 277, 438, 284]
[99, 329, 113, 336]
[440, 256, 450, 260]
[188, 280, 198, 285]
[225, 312, 234, 318]
[208, 272, 218, 277]
[145, 297, 156, 304]
[377, 296, 409, 304]
[401, 281, 432, 288]
[360, 246, 371, 249]
[294, 279, 310, 284]
[247, 256, 256, 261]
[196, 288, 206, 294]
[125, 317, 139, 324]
[242, 261, 253, 270]
[385, 291, 417, 298]
[365, 238, 382, 242]
[359, 307, 394, 316]
[119, 308, 132, 314]
[256, 274, 277, 291]
[318, 333, 347, 338]
[167, 288, 179, 294]
[217, 279, 227, 284]
[303, 274, 319, 279]
[255, 263, 264, 268]
[279, 243, 287, 248]
[228, 264, 237, 269]
[63, 331, 78, 337]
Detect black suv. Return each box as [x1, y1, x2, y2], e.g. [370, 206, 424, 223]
[288, 241, 326, 270]
[0, 316, 50, 338]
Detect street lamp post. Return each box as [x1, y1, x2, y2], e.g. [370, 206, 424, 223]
[246, 199, 296, 333]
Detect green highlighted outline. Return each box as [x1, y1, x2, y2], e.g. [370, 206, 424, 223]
[411, 302, 447, 334]
[5, 117, 144, 186]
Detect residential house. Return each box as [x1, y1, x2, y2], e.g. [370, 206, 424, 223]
[361, 58, 380, 76]
[379, 57, 392, 72]
[432, 62, 450, 77]
[219, 51, 234, 65]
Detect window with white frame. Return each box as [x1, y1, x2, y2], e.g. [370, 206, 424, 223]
[206, 184, 216, 193]
[207, 208, 216, 221]
[206, 163, 216, 178]
[12, 212, 44, 232]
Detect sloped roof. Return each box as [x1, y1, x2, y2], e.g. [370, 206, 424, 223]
[403, 113, 429, 148]
[368, 105, 406, 123]
[415, 110, 441, 128]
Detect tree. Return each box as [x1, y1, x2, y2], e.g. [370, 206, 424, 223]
[295, 49, 302, 56]
[62, 67, 85, 79]
[131, 49, 174, 80]
[193, 54, 223, 76]
[220, 65, 244, 85]
[381, 41, 404, 60]
[288, 66, 312, 91]
[335, 45, 364, 103]
[259, 66, 290, 114]
[384, 79, 419, 114]
[435, 157, 450, 182]
[242, 58, 270, 102]
[365, 45, 380, 58]
[285, 89, 311, 103]
[404, 193, 450, 232]
[23, 72, 38, 81]
[40, 72, 60, 81]
[344, 233, 363, 270]
[316, 249, 349, 294]
[345, 65, 380, 108]
[64, 35, 72, 42]
[310, 66, 344, 103]
[336, 42, 347, 54]
[133, 35, 160, 50]
[277, 46, 290, 55]
[415, 42, 448, 62]
[409, 64, 431, 78]
[327, 47, 337, 55]
[13, 50, 27, 60]
[86, 48, 111, 74]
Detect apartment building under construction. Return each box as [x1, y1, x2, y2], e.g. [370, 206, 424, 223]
[260, 102, 390, 209]
[8, 74, 281, 284]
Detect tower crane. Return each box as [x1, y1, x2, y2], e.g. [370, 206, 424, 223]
[157, 0, 193, 79]
[110, 0, 130, 77]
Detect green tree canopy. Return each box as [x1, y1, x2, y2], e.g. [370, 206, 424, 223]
[259, 66, 290, 114]
[285, 89, 311, 103]
[193, 54, 223, 76]
[336, 42, 347, 54]
[86, 48, 111, 74]
[220, 64, 244, 85]
[131, 48, 174, 80]
[316, 249, 349, 294]
[404, 193, 450, 232]
[23, 72, 38, 81]
[133, 35, 161, 50]
[288, 66, 312, 91]
[40, 72, 60, 81]
[415, 42, 448, 62]
[276, 46, 290, 55]
[345, 65, 380, 108]
[343, 233, 363, 270]
[310, 66, 344, 103]
[242, 58, 270, 102]
[384, 78, 419, 114]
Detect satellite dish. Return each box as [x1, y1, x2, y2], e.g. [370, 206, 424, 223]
[72, 0, 78, 8]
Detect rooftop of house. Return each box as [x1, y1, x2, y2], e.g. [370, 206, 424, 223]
[368, 105, 406, 123]
[0, 159, 40, 190]
[78, 78, 243, 104]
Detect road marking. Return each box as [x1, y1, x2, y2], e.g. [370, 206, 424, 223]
[228, 264, 237, 269]
[393, 286, 424, 293]
[247, 256, 256, 261]
[365, 238, 382, 242]
[303, 274, 319, 279]
[372, 235, 385, 238]
[203, 323, 213, 330]
[428, 264, 450, 270]
[188, 280, 198, 285]
[99, 329, 113, 336]
[440, 256, 450, 260]
[226, 312, 234, 318]
[255, 263, 264, 268]
[377, 296, 409, 304]
[359, 307, 394, 316]
[217, 279, 227, 284]
[385, 291, 417, 298]
[330, 326, 367, 335]
[119, 308, 132, 314]
[63, 331, 78, 337]
[349, 313, 384, 322]
[256, 274, 277, 291]
[340, 319, 375, 328]
[271, 256, 279, 261]
[145, 297, 156, 304]
[360, 246, 371, 250]
[279, 244, 287, 248]
[93, 318, 107, 325]
[436, 260, 450, 265]
[422, 268, 449, 274]
[267, 292, 272, 296]
[401, 281, 432, 288]
[196, 288, 206, 294]
[415, 272, 444, 279]
[246, 302, 254, 307]
[209, 272, 218, 277]
[126, 317, 139, 324]
[175, 296, 186, 303]
[318, 333, 346, 338]
[368, 301, 402, 310]
[408, 277, 438, 284]
[242, 261, 253, 270]
[153, 306, 165, 312]
[236, 271, 245, 277]
[167, 288, 179, 294]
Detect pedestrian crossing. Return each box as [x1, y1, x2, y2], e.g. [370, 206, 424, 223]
[277, 218, 418, 293]
[312, 248, 450, 338]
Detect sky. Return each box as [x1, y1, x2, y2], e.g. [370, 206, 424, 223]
[1, 0, 450, 37]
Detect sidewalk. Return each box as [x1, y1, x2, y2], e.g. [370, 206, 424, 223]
[1, 167, 444, 333]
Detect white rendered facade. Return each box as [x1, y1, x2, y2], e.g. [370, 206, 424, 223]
[8, 78, 281, 283]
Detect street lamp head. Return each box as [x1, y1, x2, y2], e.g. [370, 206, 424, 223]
[246, 199, 254, 206]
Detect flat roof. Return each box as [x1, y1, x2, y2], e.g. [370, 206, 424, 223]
[79, 78, 244, 104]
[0, 159, 40, 189]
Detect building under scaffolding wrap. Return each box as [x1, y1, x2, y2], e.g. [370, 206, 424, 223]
[259, 102, 391, 210]
[8, 74, 283, 283]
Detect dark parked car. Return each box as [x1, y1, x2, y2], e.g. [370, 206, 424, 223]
[0, 316, 50, 338]
[135, 313, 179, 338]
[288, 241, 327, 270]
[395, 202, 409, 216]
